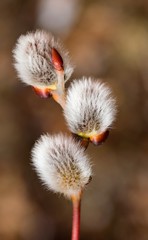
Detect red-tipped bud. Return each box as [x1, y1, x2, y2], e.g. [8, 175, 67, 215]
[90, 130, 109, 146]
[33, 87, 52, 98]
[13, 31, 73, 89]
[51, 48, 64, 71]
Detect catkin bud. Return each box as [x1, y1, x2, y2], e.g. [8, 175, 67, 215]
[64, 77, 117, 145]
[13, 30, 73, 95]
[31, 134, 92, 198]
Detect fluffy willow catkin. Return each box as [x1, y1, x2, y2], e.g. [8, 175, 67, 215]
[64, 77, 117, 142]
[31, 134, 92, 198]
[13, 30, 73, 88]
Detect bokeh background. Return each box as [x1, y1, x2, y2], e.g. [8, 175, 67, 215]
[1, 0, 148, 239]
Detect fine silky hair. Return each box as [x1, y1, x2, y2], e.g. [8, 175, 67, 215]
[64, 77, 117, 137]
[32, 134, 92, 198]
[13, 30, 73, 88]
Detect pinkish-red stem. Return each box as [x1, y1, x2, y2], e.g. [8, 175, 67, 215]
[71, 196, 81, 240]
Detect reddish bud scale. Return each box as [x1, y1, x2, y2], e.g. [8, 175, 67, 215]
[90, 130, 109, 146]
[33, 87, 52, 98]
[51, 48, 64, 71]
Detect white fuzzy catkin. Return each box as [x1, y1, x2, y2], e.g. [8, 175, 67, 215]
[13, 30, 73, 87]
[64, 77, 117, 137]
[31, 134, 92, 198]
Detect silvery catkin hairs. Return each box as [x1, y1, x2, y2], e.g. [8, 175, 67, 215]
[64, 77, 117, 145]
[13, 30, 73, 88]
[32, 134, 92, 198]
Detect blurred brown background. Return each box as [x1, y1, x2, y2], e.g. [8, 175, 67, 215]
[0, 0, 148, 239]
